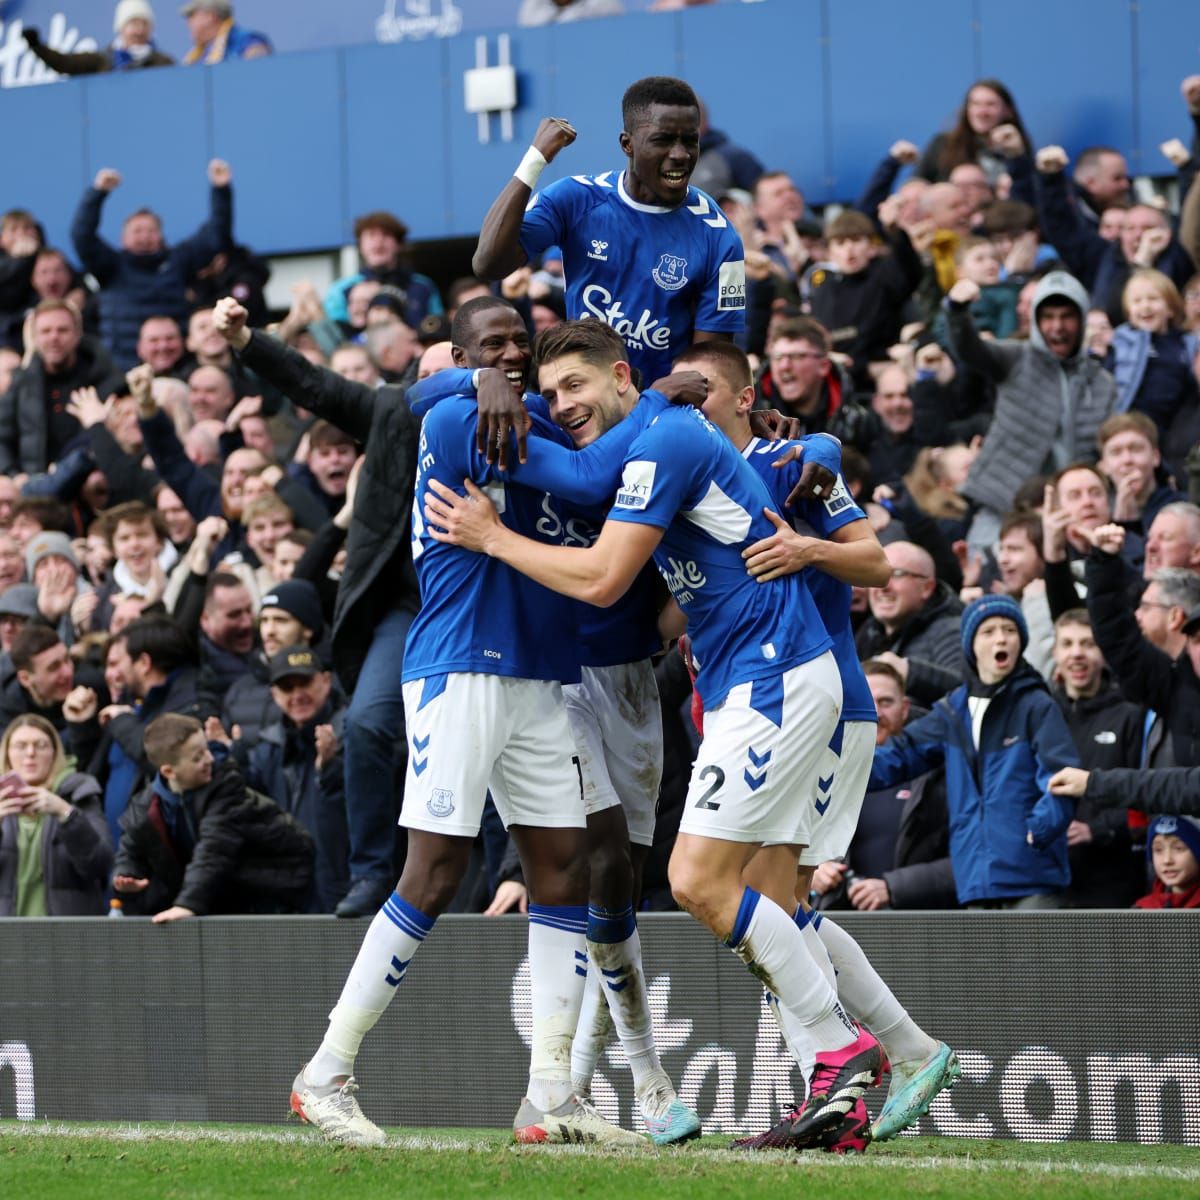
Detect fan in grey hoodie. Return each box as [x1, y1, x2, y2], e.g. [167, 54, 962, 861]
[946, 270, 1118, 548]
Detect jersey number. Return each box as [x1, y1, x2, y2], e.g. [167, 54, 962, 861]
[694, 766, 725, 810]
[571, 755, 584, 804]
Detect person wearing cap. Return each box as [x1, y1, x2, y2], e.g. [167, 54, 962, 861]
[21, 1, 175, 76]
[1134, 816, 1200, 910]
[0, 584, 40, 655]
[26, 530, 91, 648]
[181, 1, 271, 65]
[869, 594, 1080, 908]
[219, 579, 326, 743]
[946, 269, 1118, 551]
[232, 645, 349, 913]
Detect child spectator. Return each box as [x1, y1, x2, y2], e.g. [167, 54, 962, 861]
[805, 209, 922, 390]
[869, 594, 1078, 908]
[112, 713, 313, 921]
[1105, 269, 1200, 475]
[935, 237, 1019, 343]
[1135, 816, 1200, 910]
[85, 501, 174, 634]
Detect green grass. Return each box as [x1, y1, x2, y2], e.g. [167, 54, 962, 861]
[3, 1123, 1198, 1200]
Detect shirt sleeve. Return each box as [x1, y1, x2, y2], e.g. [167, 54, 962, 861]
[518, 177, 574, 260]
[693, 214, 746, 334]
[798, 473, 866, 536]
[605, 414, 701, 531]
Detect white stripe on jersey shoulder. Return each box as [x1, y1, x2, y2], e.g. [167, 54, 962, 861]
[609, 172, 729, 227]
[682, 479, 753, 545]
[742, 436, 785, 458]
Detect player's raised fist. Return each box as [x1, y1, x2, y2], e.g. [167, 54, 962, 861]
[1035, 145, 1069, 174]
[94, 168, 122, 193]
[947, 279, 981, 306]
[214, 296, 251, 349]
[650, 370, 709, 409]
[533, 117, 577, 162]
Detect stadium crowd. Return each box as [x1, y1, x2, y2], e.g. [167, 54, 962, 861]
[1, 22, 1200, 929]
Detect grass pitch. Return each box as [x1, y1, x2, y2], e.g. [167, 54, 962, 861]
[4, 1123, 1198, 1200]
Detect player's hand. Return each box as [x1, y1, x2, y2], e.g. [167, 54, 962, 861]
[532, 117, 577, 163]
[94, 168, 122, 192]
[113, 875, 149, 893]
[1048, 766, 1090, 798]
[649, 370, 708, 409]
[1086, 522, 1126, 556]
[1066, 820, 1094, 848]
[207, 159, 232, 187]
[63, 686, 98, 724]
[848, 877, 891, 911]
[474, 368, 530, 469]
[424, 478, 503, 554]
[1035, 145, 1069, 174]
[153, 905, 196, 924]
[811, 860, 847, 895]
[947, 279, 981, 306]
[889, 139, 920, 165]
[484, 880, 528, 916]
[214, 297, 251, 351]
[743, 510, 821, 581]
[989, 124, 1026, 158]
[749, 408, 802, 443]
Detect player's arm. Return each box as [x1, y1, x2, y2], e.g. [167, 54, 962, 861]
[424, 478, 662, 607]
[743, 515, 890, 585]
[473, 118, 577, 280]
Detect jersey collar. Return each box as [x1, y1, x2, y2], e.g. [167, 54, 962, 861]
[617, 171, 682, 214]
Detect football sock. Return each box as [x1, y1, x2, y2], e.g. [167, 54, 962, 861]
[727, 888, 857, 1050]
[570, 950, 614, 1095]
[307, 892, 435, 1086]
[580, 905, 667, 1103]
[526, 903, 589, 1112]
[794, 904, 837, 988]
[765, 991, 815, 1094]
[813, 911, 937, 1065]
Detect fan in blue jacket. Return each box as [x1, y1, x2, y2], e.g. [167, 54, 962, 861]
[869, 595, 1078, 907]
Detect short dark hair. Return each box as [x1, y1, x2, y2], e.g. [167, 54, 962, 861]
[307, 419, 356, 451]
[12, 624, 62, 673]
[998, 510, 1043, 551]
[11, 496, 73, 535]
[1051, 461, 1106, 494]
[100, 500, 165, 549]
[122, 207, 161, 230]
[1075, 146, 1122, 176]
[979, 200, 1038, 238]
[840, 446, 871, 495]
[450, 296, 519, 351]
[768, 317, 830, 355]
[353, 210, 408, 243]
[277, 529, 313, 552]
[825, 211, 877, 242]
[1054, 607, 1092, 632]
[447, 276, 489, 310]
[861, 657, 905, 690]
[203, 571, 246, 611]
[621, 76, 699, 131]
[674, 341, 753, 393]
[533, 319, 629, 372]
[144, 713, 204, 772]
[119, 615, 192, 674]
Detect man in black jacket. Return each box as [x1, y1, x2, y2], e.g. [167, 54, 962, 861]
[113, 713, 313, 921]
[212, 295, 528, 916]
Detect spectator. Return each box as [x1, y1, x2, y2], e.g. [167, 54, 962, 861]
[0, 209, 42, 344]
[1085, 523, 1200, 767]
[869, 594, 1078, 908]
[234, 645, 349, 913]
[946, 271, 1118, 548]
[241, 494, 294, 592]
[1071, 146, 1132, 226]
[290, 420, 357, 519]
[136, 315, 189, 378]
[86, 501, 172, 634]
[187, 245, 271, 331]
[21, 1, 174, 76]
[1134, 816, 1200, 909]
[936, 236, 1019, 341]
[198, 572, 256, 696]
[324, 212, 442, 333]
[155, 485, 197, 553]
[271, 530, 311, 584]
[186, 366, 235, 424]
[919, 79, 1031, 185]
[1144, 502, 1200, 578]
[1098, 411, 1185, 539]
[805, 208, 922, 389]
[867, 364, 921, 484]
[812, 660, 956, 912]
[0, 300, 124, 475]
[753, 172, 809, 283]
[220, 579, 324, 742]
[0, 585, 39, 654]
[855, 541, 964, 706]
[26, 530, 89, 645]
[9, 497, 74, 549]
[519, 0, 624, 24]
[186, 308, 235, 372]
[752, 317, 875, 451]
[112, 714, 311, 921]
[691, 99, 764, 196]
[181, 0, 272, 64]
[71, 161, 234, 368]
[0, 715, 111, 917]
[1105, 270, 1200, 471]
[1049, 609, 1146, 906]
[990, 510, 1054, 675]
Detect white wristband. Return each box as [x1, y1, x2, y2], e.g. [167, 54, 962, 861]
[513, 145, 547, 190]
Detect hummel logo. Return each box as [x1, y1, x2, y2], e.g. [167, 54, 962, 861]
[588, 239, 609, 261]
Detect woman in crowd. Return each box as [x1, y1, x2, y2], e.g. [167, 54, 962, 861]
[919, 79, 1030, 185]
[0, 714, 111, 916]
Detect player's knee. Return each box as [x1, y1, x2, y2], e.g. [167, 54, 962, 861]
[667, 856, 709, 918]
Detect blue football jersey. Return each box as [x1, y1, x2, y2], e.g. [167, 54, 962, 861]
[519, 171, 746, 381]
[741, 437, 877, 722]
[606, 409, 832, 709]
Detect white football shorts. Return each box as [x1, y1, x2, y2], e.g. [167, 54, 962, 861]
[399, 672, 585, 838]
[563, 659, 663, 847]
[797, 719, 877, 866]
[678, 651, 842, 845]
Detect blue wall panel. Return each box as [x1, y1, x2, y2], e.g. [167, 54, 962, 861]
[209, 51, 345, 253]
[80, 68, 211, 251]
[825, 0, 977, 200]
[343, 41, 452, 242]
[1132, 0, 1200, 172]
